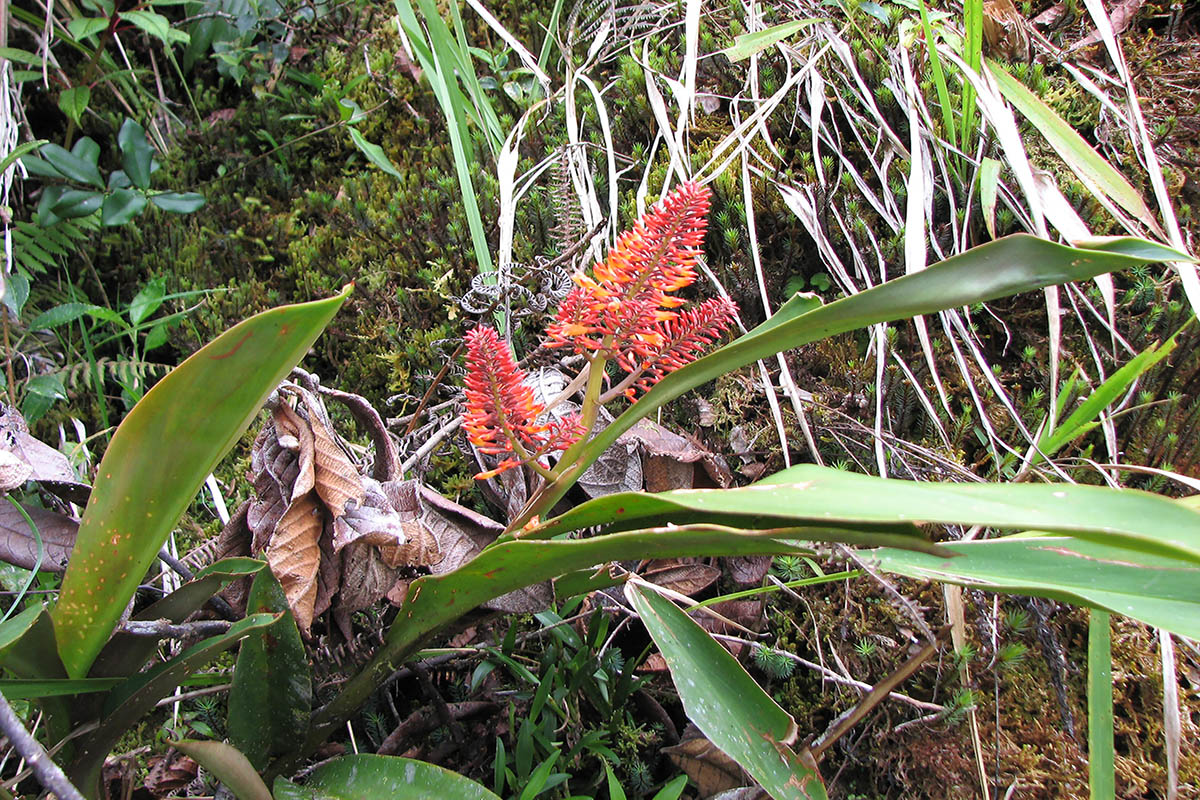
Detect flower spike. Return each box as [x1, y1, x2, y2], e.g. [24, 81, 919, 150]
[463, 325, 582, 477]
[545, 181, 714, 357]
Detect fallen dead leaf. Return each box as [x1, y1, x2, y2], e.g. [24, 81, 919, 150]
[267, 492, 323, 634]
[664, 728, 751, 798]
[643, 559, 720, 597]
[0, 501, 76, 571]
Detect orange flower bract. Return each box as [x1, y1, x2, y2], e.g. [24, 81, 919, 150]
[463, 325, 581, 477]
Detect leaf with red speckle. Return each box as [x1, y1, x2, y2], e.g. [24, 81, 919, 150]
[51, 287, 350, 679]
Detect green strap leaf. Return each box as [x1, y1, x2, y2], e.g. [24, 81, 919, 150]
[627, 583, 827, 799]
[69, 614, 281, 795]
[228, 568, 312, 771]
[52, 288, 350, 678]
[546, 235, 1192, 515]
[990, 62, 1161, 233]
[720, 19, 823, 61]
[347, 127, 404, 178]
[537, 463, 1200, 565]
[872, 535, 1200, 639]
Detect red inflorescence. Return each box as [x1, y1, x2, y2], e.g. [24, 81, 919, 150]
[463, 325, 581, 477]
[463, 181, 738, 478]
[544, 181, 736, 395]
[615, 296, 739, 396]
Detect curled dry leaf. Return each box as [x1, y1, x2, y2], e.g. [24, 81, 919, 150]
[726, 556, 772, 587]
[0, 403, 90, 504]
[643, 558, 721, 597]
[295, 389, 365, 516]
[0, 501, 77, 571]
[233, 386, 445, 634]
[143, 750, 199, 798]
[623, 419, 733, 491]
[267, 492, 323, 633]
[664, 726, 752, 798]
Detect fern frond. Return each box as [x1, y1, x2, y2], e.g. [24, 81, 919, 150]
[55, 358, 171, 391]
[11, 217, 99, 276]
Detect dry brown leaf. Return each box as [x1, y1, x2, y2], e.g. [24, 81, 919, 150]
[313, 524, 341, 621]
[0, 405, 90, 504]
[695, 599, 764, 658]
[0, 501, 76, 571]
[663, 730, 750, 798]
[271, 401, 315, 499]
[417, 484, 547, 611]
[578, 411, 642, 497]
[338, 541, 402, 615]
[298, 390, 365, 517]
[726, 556, 771, 587]
[638, 652, 669, 672]
[0, 449, 32, 490]
[143, 750, 199, 797]
[643, 559, 720, 597]
[267, 492, 324, 634]
[624, 420, 733, 490]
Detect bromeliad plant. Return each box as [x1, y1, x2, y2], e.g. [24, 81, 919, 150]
[463, 182, 736, 516]
[0, 185, 1197, 799]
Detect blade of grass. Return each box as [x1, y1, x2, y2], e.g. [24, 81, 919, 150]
[1088, 609, 1114, 800]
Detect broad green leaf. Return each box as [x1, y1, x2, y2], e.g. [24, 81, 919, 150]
[537, 463, 1200, 564]
[144, 320, 169, 351]
[118, 119, 154, 189]
[1088, 610, 1115, 800]
[228, 568, 312, 771]
[275, 754, 501, 800]
[544, 236, 1193, 516]
[3, 272, 30, 317]
[66, 17, 109, 40]
[39, 142, 104, 188]
[871, 535, 1200, 639]
[72, 136, 100, 165]
[58, 86, 91, 125]
[50, 189, 103, 219]
[128, 277, 166, 325]
[627, 583, 827, 799]
[990, 63, 1159, 233]
[52, 288, 350, 678]
[68, 614, 280, 795]
[119, 10, 190, 45]
[149, 191, 206, 213]
[720, 19, 822, 61]
[173, 740, 273, 800]
[347, 127, 403, 178]
[101, 188, 147, 226]
[0, 605, 62, 676]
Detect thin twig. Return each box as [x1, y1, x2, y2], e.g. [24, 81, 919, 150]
[121, 619, 232, 638]
[153, 684, 233, 708]
[0, 691, 86, 800]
